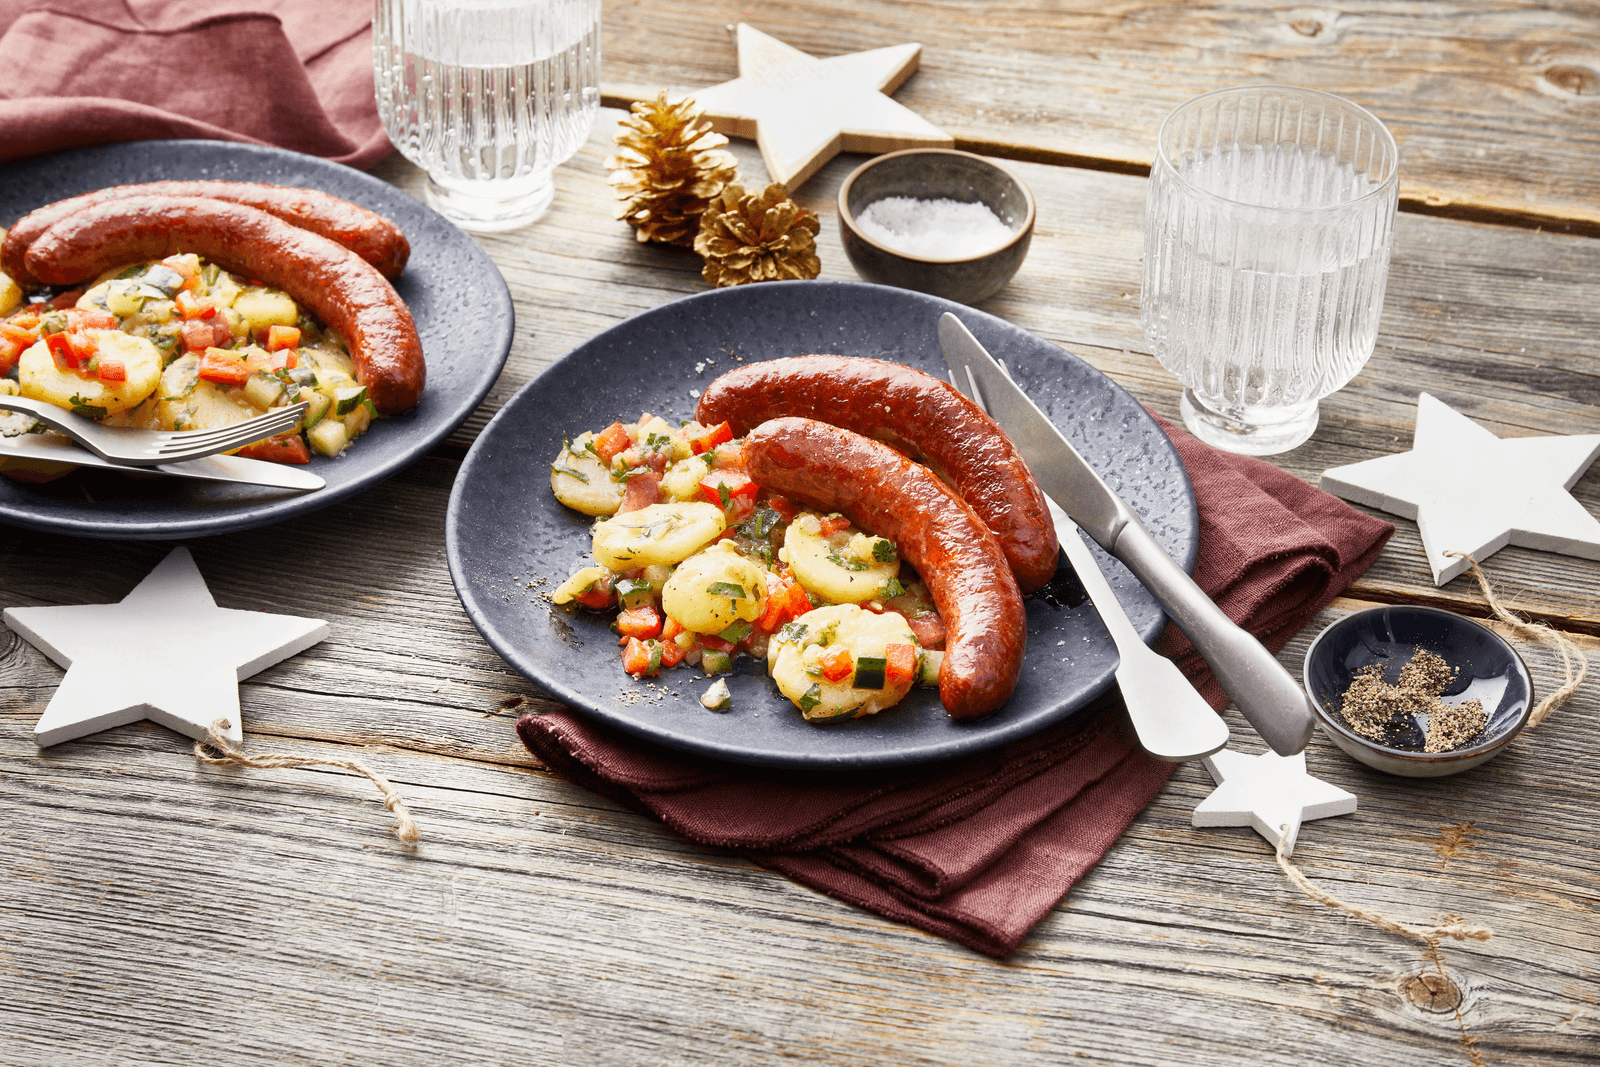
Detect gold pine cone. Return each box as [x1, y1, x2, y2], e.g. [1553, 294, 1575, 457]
[606, 92, 739, 247]
[693, 183, 822, 288]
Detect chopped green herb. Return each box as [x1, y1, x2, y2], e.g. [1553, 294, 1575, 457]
[707, 581, 747, 601]
[551, 463, 590, 483]
[871, 538, 897, 563]
[67, 394, 107, 419]
[799, 685, 823, 713]
[718, 620, 753, 643]
[777, 621, 809, 643]
[881, 576, 906, 599]
[717, 482, 731, 510]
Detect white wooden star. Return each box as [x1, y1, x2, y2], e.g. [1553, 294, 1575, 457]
[687, 23, 952, 189]
[1192, 748, 1357, 855]
[4, 547, 328, 747]
[1321, 392, 1600, 585]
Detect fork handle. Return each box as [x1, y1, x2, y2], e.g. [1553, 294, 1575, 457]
[1106, 514, 1317, 756]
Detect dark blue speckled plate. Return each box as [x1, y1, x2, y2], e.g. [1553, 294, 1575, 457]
[0, 140, 512, 539]
[447, 281, 1198, 768]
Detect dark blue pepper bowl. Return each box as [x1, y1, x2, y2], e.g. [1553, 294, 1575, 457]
[1302, 605, 1535, 777]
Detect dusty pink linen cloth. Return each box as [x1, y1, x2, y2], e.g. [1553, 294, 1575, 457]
[0, 0, 389, 168]
[518, 407, 1395, 959]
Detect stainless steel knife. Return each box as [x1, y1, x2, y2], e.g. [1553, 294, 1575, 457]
[937, 312, 1316, 756]
[0, 434, 325, 491]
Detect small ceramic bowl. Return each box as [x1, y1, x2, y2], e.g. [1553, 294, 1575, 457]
[1302, 605, 1534, 777]
[838, 148, 1035, 305]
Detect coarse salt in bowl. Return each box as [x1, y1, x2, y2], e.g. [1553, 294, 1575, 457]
[838, 149, 1035, 305]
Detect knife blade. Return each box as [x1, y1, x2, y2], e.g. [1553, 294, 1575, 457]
[0, 434, 325, 491]
[938, 312, 1315, 756]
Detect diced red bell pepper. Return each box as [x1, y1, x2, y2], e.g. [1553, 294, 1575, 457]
[698, 469, 758, 509]
[65, 330, 97, 362]
[817, 645, 854, 683]
[94, 358, 126, 382]
[44, 331, 77, 371]
[181, 319, 217, 352]
[572, 572, 615, 610]
[621, 637, 661, 677]
[175, 290, 218, 320]
[616, 605, 663, 640]
[817, 514, 851, 538]
[658, 632, 688, 668]
[196, 347, 252, 385]
[711, 439, 747, 470]
[765, 494, 799, 523]
[236, 434, 311, 465]
[162, 254, 201, 280]
[0, 336, 24, 374]
[5, 309, 40, 330]
[698, 634, 735, 654]
[787, 581, 814, 617]
[593, 421, 631, 465]
[885, 643, 916, 689]
[71, 307, 115, 330]
[265, 324, 300, 352]
[688, 420, 733, 455]
[618, 470, 662, 513]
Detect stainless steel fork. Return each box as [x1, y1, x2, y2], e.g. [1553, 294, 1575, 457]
[0, 395, 309, 466]
[952, 364, 1230, 762]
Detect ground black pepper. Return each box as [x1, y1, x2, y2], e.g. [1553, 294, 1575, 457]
[1337, 649, 1487, 752]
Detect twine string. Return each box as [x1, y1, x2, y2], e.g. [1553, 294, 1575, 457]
[1443, 550, 1587, 727]
[195, 718, 420, 845]
[1274, 825, 1490, 946]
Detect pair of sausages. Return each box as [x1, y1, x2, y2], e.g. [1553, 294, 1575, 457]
[714, 358, 1059, 722]
[5, 183, 423, 415]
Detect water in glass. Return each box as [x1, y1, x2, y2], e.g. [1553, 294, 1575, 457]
[374, 0, 601, 231]
[1141, 87, 1398, 455]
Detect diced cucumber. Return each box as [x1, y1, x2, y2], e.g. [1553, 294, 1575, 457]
[700, 678, 731, 711]
[106, 286, 145, 317]
[614, 576, 654, 610]
[243, 373, 284, 411]
[852, 655, 887, 690]
[917, 649, 944, 687]
[332, 384, 368, 415]
[307, 418, 348, 457]
[298, 389, 331, 429]
[718, 620, 753, 644]
[701, 650, 733, 676]
[343, 400, 372, 438]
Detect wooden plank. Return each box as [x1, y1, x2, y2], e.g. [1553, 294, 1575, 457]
[599, 1, 1600, 233]
[2, 596, 1595, 1064]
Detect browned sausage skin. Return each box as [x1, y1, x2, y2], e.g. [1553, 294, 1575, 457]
[2, 180, 410, 287]
[24, 195, 424, 415]
[697, 355, 1059, 592]
[744, 417, 1026, 722]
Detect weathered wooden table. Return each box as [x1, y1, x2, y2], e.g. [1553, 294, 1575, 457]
[4, 3, 1597, 1064]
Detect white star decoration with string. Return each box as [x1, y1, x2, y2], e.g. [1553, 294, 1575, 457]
[1321, 392, 1600, 585]
[4, 547, 328, 747]
[688, 23, 952, 189]
[1192, 749, 1357, 856]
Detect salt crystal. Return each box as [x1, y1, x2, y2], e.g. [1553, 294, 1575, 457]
[855, 196, 1015, 259]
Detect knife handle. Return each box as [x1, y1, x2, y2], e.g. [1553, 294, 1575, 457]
[1107, 516, 1317, 756]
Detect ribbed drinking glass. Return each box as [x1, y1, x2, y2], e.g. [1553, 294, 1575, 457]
[1140, 86, 1399, 455]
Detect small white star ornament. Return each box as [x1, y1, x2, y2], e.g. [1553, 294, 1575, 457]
[1321, 392, 1600, 585]
[1193, 748, 1357, 856]
[4, 547, 328, 747]
[689, 23, 952, 190]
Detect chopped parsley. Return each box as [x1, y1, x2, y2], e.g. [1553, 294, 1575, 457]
[777, 620, 809, 643]
[871, 538, 897, 563]
[881, 575, 906, 599]
[799, 684, 823, 713]
[551, 463, 589, 483]
[707, 581, 747, 601]
[67, 394, 107, 419]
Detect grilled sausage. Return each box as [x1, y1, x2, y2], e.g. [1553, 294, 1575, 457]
[24, 195, 424, 414]
[696, 355, 1059, 592]
[2, 180, 410, 287]
[745, 417, 1026, 721]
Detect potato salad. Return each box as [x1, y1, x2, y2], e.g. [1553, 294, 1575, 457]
[549, 413, 947, 722]
[0, 253, 376, 469]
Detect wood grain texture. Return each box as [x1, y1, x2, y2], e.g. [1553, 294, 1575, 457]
[6, 8, 1600, 1056]
[601, 1, 1600, 232]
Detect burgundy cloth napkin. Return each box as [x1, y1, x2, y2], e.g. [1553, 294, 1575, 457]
[517, 413, 1394, 958]
[0, 0, 389, 168]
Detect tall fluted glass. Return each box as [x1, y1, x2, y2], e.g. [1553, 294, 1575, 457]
[1141, 86, 1398, 455]
[374, 0, 601, 231]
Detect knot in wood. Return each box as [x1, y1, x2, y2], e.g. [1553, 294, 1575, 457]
[1289, 17, 1323, 37]
[1403, 972, 1461, 1013]
[1544, 65, 1599, 95]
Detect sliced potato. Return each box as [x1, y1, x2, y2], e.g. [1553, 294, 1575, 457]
[591, 501, 726, 570]
[551, 566, 611, 606]
[767, 604, 917, 723]
[551, 431, 626, 515]
[154, 354, 258, 434]
[0, 269, 23, 316]
[661, 541, 766, 633]
[17, 331, 163, 415]
[660, 454, 714, 502]
[782, 513, 900, 604]
[231, 288, 299, 331]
